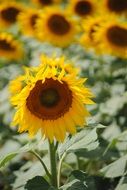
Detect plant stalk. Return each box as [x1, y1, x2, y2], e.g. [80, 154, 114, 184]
[49, 141, 57, 188]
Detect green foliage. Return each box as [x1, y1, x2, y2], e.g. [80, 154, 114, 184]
[0, 143, 34, 168]
[100, 155, 127, 178]
[25, 176, 54, 190]
[58, 127, 99, 158]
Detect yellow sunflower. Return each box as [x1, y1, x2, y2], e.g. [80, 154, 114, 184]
[0, 33, 24, 60]
[103, 0, 127, 14]
[32, 0, 61, 7]
[68, 0, 97, 18]
[80, 16, 107, 52]
[36, 7, 79, 47]
[0, 1, 24, 28]
[94, 19, 127, 58]
[10, 55, 94, 142]
[18, 8, 40, 37]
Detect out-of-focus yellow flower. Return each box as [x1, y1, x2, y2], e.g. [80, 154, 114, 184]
[32, 0, 61, 7]
[18, 8, 40, 37]
[0, 1, 24, 28]
[80, 16, 107, 52]
[36, 7, 79, 47]
[9, 55, 94, 142]
[94, 19, 127, 58]
[68, 0, 97, 18]
[0, 33, 24, 60]
[103, 0, 127, 15]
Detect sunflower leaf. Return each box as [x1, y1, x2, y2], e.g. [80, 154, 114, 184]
[100, 154, 127, 178]
[0, 143, 33, 168]
[24, 176, 56, 190]
[58, 127, 99, 158]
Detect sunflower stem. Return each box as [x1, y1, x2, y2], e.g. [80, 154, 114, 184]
[49, 141, 57, 188]
[57, 152, 67, 188]
[30, 150, 51, 179]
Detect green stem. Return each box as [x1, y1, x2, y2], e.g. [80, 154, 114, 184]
[30, 150, 51, 179]
[57, 152, 66, 188]
[49, 141, 57, 188]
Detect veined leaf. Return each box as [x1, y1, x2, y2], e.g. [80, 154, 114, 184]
[0, 143, 33, 168]
[100, 154, 127, 178]
[58, 127, 99, 158]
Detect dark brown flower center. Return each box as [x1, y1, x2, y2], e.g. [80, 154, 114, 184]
[75, 0, 93, 16]
[107, 0, 127, 13]
[0, 39, 15, 51]
[1, 7, 20, 23]
[47, 14, 71, 35]
[26, 78, 72, 120]
[38, 0, 53, 5]
[106, 26, 127, 47]
[30, 14, 39, 28]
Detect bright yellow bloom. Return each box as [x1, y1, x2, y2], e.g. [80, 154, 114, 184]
[94, 19, 127, 58]
[36, 7, 79, 47]
[18, 8, 40, 37]
[10, 55, 94, 142]
[0, 33, 24, 60]
[103, 0, 127, 15]
[68, 0, 97, 18]
[32, 0, 61, 7]
[0, 1, 24, 28]
[80, 16, 107, 52]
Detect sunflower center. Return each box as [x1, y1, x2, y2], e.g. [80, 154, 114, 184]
[30, 14, 38, 28]
[1, 7, 20, 23]
[39, 0, 53, 5]
[0, 39, 14, 51]
[47, 14, 71, 35]
[40, 88, 60, 107]
[107, 0, 127, 13]
[26, 78, 72, 120]
[107, 26, 127, 47]
[75, 0, 93, 16]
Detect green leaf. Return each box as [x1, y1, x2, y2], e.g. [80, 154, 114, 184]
[0, 143, 33, 168]
[25, 176, 50, 190]
[115, 184, 127, 190]
[0, 152, 18, 168]
[58, 127, 99, 158]
[100, 154, 127, 178]
[60, 179, 86, 190]
[66, 181, 86, 190]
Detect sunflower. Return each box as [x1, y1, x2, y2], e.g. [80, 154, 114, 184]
[36, 7, 78, 47]
[0, 1, 24, 27]
[0, 33, 24, 60]
[94, 19, 127, 58]
[104, 0, 127, 14]
[80, 16, 107, 52]
[32, 0, 61, 7]
[10, 55, 94, 142]
[18, 8, 40, 37]
[68, 0, 97, 18]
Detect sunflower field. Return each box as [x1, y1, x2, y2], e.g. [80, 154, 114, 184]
[0, 0, 127, 189]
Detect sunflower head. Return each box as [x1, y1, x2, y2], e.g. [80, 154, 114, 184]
[80, 16, 106, 52]
[10, 55, 94, 142]
[18, 8, 39, 37]
[36, 7, 79, 47]
[94, 18, 127, 58]
[68, 0, 97, 18]
[105, 0, 127, 14]
[32, 0, 61, 7]
[0, 33, 24, 60]
[0, 2, 24, 27]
